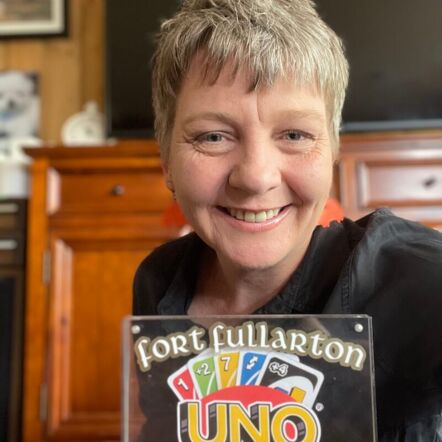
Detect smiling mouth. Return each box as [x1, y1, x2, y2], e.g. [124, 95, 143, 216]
[219, 206, 289, 223]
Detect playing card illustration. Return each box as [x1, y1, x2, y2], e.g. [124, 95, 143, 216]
[167, 365, 198, 400]
[189, 353, 219, 397]
[257, 353, 324, 407]
[237, 350, 270, 386]
[215, 351, 240, 389]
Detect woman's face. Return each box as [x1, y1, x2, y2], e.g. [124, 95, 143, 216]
[166, 59, 334, 273]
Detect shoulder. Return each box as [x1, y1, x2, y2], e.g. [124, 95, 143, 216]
[346, 209, 442, 302]
[310, 208, 441, 296]
[343, 209, 442, 317]
[354, 207, 441, 246]
[313, 206, 441, 261]
[132, 233, 202, 315]
[347, 210, 441, 375]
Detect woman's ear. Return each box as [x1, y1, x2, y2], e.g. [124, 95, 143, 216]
[161, 160, 175, 193]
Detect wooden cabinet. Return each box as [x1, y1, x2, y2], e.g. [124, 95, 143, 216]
[22, 143, 175, 442]
[339, 131, 442, 231]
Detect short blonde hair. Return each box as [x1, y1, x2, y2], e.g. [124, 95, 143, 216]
[152, 0, 349, 159]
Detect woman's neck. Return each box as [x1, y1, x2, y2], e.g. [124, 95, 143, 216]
[188, 247, 302, 316]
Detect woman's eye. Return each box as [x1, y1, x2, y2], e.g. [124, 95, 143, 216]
[193, 132, 227, 144]
[188, 131, 234, 154]
[284, 130, 310, 141]
[203, 133, 224, 143]
[278, 129, 316, 152]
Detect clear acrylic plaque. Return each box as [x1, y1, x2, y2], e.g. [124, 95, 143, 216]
[122, 315, 376, 441]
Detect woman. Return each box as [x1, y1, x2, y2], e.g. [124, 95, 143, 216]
[133, 0, 442, 440]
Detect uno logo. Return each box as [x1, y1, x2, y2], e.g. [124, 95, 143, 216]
[177, 385, 321, 442]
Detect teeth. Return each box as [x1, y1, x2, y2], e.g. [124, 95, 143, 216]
[235, 210, 244, 220]
[244, 212, 256, 222]
[227, 207, 282, 223]
[255, 211, 267, 222]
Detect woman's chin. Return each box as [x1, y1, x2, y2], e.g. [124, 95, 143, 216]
[215, 241, 301, 273]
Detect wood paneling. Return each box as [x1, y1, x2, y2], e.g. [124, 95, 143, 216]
[45, 231, 155, 439]
[0, 0, 105, 143]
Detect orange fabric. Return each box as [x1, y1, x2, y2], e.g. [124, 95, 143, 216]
[318, 197, 344, 227]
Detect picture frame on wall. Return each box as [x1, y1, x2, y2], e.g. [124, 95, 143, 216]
[0, 0, 67, 38]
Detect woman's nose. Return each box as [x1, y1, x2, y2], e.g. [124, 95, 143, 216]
[228, 142, 281, 195]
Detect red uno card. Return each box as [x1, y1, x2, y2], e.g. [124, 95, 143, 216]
[167, 365, 198, 400]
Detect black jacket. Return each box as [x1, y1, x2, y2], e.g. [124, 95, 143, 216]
[133, 209, 442, 441]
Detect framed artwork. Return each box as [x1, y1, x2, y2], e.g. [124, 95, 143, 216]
[0, 0, 67, 38]
[0, 70, 40, 161]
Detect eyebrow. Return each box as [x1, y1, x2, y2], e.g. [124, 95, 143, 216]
[275, 109, 326, 123]
[182, 112, 237, 127]
[182, 109, 326, 126]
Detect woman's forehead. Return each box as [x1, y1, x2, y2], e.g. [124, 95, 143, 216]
[177, 57, 326, 121]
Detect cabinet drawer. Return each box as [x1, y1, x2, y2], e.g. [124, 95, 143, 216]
[358, 162, 442, 208]
[48, 169, 172, 215]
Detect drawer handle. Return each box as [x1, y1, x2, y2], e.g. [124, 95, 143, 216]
[423, 177, 437, 188]
[111, 184, 125, 196]
[0, 239, 18, 251]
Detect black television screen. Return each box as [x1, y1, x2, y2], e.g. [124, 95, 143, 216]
[106, 0, 442, 138]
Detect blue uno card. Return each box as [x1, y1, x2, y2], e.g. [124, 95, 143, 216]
[238, 351, 269, 386]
